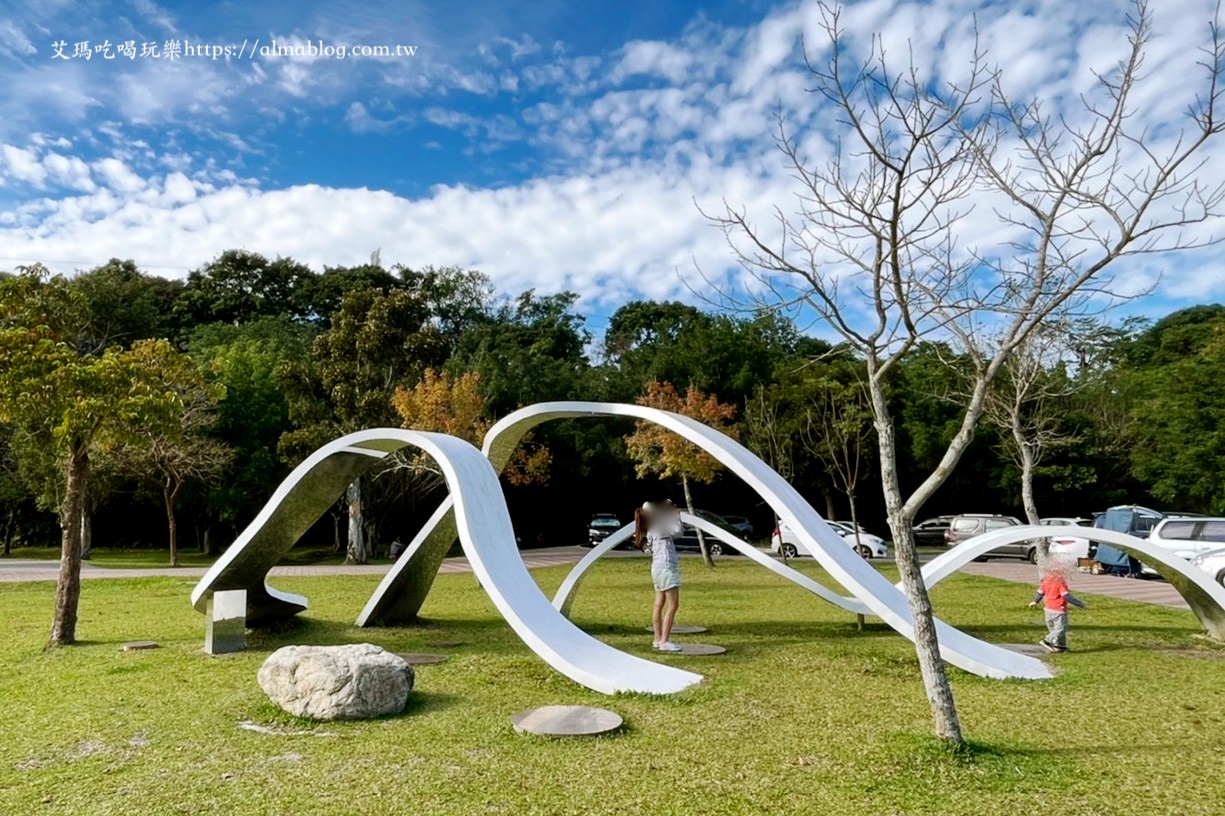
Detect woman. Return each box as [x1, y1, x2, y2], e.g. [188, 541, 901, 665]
[636, 500, 683, 652]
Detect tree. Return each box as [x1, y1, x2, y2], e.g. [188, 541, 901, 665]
[391, 368, 551, 490]
[984, 325, 1081, 534]
[70, 259, 183, 350]
[112, 377, 232, 566]
[1126, 309, 1225, 513]
[175, 249, 314, 327]
[624, 381, 739, 567]
[708, 2, 1225, 743]
[278, 287, 447, 563]
[803, 379, 874, 554]
[0, 266, 205, 645]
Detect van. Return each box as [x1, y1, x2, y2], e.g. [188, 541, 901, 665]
[944, 514, 1038, 561]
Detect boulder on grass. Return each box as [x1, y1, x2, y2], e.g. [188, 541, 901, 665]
[257, 643, 414, 720]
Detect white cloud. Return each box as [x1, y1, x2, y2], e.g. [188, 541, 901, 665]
[93, 157, 146, 193]
[2, 0, 1224, 322]
[1, 144, 48, 186]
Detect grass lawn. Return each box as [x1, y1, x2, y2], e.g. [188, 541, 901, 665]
[0, 558, 1222, 815]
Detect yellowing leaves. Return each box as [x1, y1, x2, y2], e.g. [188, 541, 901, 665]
[624, 380, 738, 484]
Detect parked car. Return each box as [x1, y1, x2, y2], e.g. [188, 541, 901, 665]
[721, 515, 755, 537]
[674, 510, 742, 556]
[1138, 516, 1225, 576]
[771, 520, 889, 560]
[913, 515, 954, 546]
[945, 514, 1038, 561]
[1189, 547, 1225, 587]
[586, 513, 627, 548]
[1042, 517, 1095, 560]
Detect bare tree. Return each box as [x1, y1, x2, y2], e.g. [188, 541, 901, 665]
[706, 1, 1225, 744]
[803, 380, 873, 555]
[743, 385, 798, 560]
[983, 323, 1081, 536]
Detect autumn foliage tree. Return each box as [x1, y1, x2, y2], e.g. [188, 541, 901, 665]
[391, 368, 551, 488]
[624, 381, 739, 566]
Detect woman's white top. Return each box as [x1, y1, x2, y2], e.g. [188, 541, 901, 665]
[647, 513, 682, 571]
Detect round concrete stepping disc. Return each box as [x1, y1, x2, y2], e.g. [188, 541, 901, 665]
[511, 705, 623, 737]
[394, 652, 449, 665]
[665, 642, 726, 656]
[643, 624, 708, 634]
[120, 641, 160, 652]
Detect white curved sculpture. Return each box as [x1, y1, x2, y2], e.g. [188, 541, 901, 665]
[191, 429, 701, 695]
[918, 525, 1225, 639]
[552, 513, 869, 618]
[363, 402, 1050, 680]
[558, 520, 1225, 641]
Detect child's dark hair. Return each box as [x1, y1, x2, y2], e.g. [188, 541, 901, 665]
[634, 507, 651, 549]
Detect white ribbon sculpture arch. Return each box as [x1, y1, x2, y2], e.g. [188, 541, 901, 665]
[359, 402, 1050, 681]
[555, 521, 1225, 640]
[191, 429, 701, 695]
[194, 401, 1225, 695]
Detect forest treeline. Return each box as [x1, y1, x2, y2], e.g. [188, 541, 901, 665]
[1, 250, 1222, 560]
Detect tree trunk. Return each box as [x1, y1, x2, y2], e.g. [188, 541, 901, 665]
[1013, 424, 1046, 563]
[823, 490, 837, 521]
[164, 475, 183, 567]
[202, 524, 215, 557]
[79, 477, 91, 560]
[869, 377, 963, 745]
[681, 474, 713, 567]
[346, 477, 367, 565]
[80, 503, 92, 560]
[847, 491, 862, 553]
[50, 443, 88, 648]
[3, 506, 14, 556]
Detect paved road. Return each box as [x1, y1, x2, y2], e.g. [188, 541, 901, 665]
[0, 547, 1196, 610]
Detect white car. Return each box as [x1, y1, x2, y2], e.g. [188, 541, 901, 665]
[1139, 517, 1225, 576]
[1189, 547, 1225, 587]
[1042, 517, 1094, 559]
[771, 520, 889, 560]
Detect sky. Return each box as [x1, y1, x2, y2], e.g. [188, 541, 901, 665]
[1, 0, 1223, 337]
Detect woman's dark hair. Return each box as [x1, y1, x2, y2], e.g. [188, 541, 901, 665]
[634, 507, 650, 549]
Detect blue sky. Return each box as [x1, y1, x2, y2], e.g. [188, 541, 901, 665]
[1, 0, 1223, 337]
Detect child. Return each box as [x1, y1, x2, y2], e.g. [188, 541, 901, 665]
[636, 500, 683, 652]
[1029, 560, 1087, 653]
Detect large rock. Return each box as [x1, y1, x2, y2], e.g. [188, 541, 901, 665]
[257, 644, 414, 720]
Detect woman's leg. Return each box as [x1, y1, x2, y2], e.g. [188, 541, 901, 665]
[652, 590, 665, 644]
[660, 587, 679, 643]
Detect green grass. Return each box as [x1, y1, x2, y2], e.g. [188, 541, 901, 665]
[0, 559, 1223, 815]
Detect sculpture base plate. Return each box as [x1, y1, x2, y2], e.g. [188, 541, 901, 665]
[659, 642, 726, 656]
[511, 705, 623, 737]
[643, 624, 707, 635]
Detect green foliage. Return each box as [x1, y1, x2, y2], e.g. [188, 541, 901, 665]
[1127, 317, 1225, 513]
[278, 287, 447, 462]
[448, 291, 590, 415]
[174, 249, 314, 327]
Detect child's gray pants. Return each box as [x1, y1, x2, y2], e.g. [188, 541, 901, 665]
[1045, 610, 1069, 648]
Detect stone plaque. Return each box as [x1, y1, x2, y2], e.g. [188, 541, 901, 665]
[511, 705, 623, 737]
[393, 652, 449, 665]
[120, 641, 160, 652]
